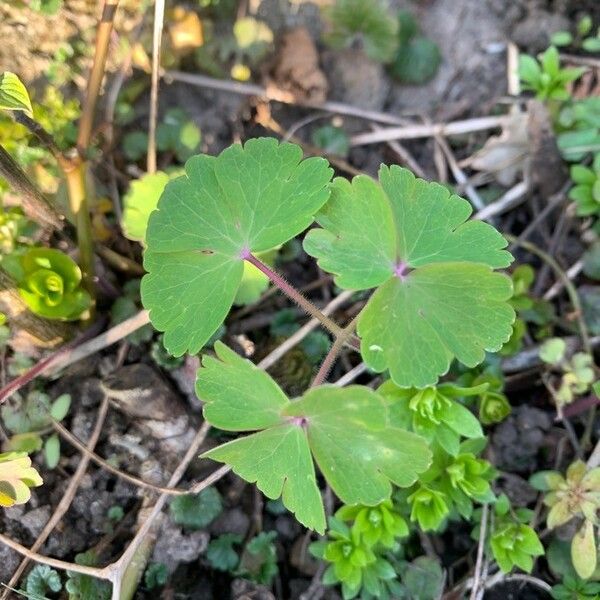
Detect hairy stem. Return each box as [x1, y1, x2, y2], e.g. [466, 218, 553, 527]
[244, 252, 352, 341]
[311, 317, 358, 387]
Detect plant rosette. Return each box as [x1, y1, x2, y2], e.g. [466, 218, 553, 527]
[13, 248, 91, 320]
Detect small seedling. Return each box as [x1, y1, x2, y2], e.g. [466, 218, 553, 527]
[569, 153, 600, 216]
[322, 0, 398, 64]
[519, 46, 585, 102]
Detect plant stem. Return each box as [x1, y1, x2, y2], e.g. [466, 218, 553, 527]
[244, 252, 347, 340]
[311, 317, 358, 387]
[77, 0, 120, 152]
[147, 0, 165, 174]
[63, 158, 96, 296]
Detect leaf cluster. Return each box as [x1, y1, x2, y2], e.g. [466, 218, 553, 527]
[123, 108, 200, 163]
[311, 501, 408, 600]
[473, 495, 544, 574]
[519, 46, 585, 102]
[551, 15, 600, 54]
[6, 248, 91, 321]
[533, 461, 600, 579]
[1, 391, 71, 469]
[569, 154, 600, 216]
[539, 338, 596, 406]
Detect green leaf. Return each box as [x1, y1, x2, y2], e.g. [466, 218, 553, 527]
[390, 36, 441, 84]
[540, 337, 566, 364]
[401, 556, 444, 600]
[44, 434, 60, 469]
[121, 171, 175, 245]
[144, 563, 168, 589]
[141, 138, 333, 356]
[304, 166, 514, 387]
[50, 394, 71, 422]
[582, 37, 600, 53]
[551, 31, 573, 47]
[206, 533, 241, 572]
[0, 72, 33, 118]
[26, 564, 62, 596]
[199, 342, 431, 533]
[311, 125, 350, 157]
[169, 486, 223, 529]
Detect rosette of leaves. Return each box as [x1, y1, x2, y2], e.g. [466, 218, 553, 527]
[418, 444, 496, 520]
[535, 461, 600, 579]
[379, 381, 486, 456]
[142, 138, 334, 355]
[491, 520, 544, 573]
[12, 248, 91, 321]
[389, 11, 441, 84]
[335, 500, 408, 548]
[1, 391, 71, 468]
[407, 486, 449, 531]
[539, 338, 596, 406]
[519, 46, 585, 102]
[472, 373, 511, 424]
[196, 342, 431, 533]
[552, 575, 600, 600]
[322, 0, 398, 64]
[310, 516, 397, 600]
[569, 153, 600, 216]
[0, 451, 43, 507]
[303, 165, 514, 388]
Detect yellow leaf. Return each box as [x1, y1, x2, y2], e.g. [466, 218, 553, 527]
[572, 520, 597, 579]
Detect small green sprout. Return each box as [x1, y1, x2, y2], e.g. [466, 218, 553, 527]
[519, 46, 585, 102]
[569, 154, 600, 216]
[551, 15, 600, 54]
[491, 520, 544, 574]
[238, 531, 278, 586]
[24, 564, 62, 597]
[169, 486, 223, 529]
[335, 500, 408, 548]
[407, 486, 449, 532]
[206, 533, 241, 572]
[311, 514, 398, 600]
[379, 381, 485, 456]
[323, 0, 398, 64]
[1, 391, 71, 469]
[389, 11, 441, 84]
[13, 248, 91, 321]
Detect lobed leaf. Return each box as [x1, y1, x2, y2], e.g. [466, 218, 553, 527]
[304, 166, 514, 387]
[142, 138, 332, 356]
[199, 342, 431, 533]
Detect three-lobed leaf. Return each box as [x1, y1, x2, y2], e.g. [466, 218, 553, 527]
[304, 166, 515, 387]
[197, 342, 431, 533]
[142, 138, 332, 356]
